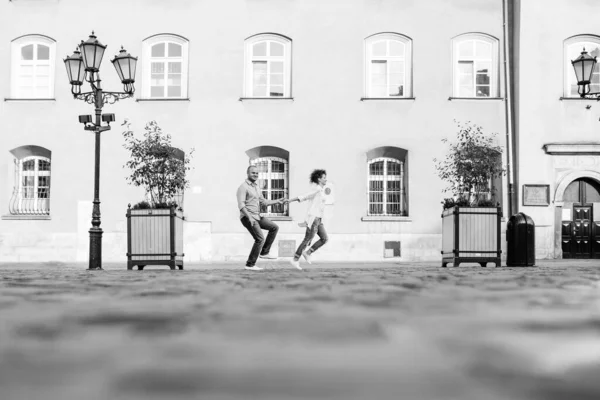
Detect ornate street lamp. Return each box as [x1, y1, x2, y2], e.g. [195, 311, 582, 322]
[63, 31, 137, 270]
[571, 47, 599, 99]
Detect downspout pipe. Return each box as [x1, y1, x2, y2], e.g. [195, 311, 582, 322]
[502, 0, 516, 217]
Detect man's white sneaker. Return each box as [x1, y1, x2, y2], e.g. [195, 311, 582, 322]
[259, 254, 278, 260]
[290, 259, 302, 270]
[244, 266, 264, 271]
[302, 250, 312, 264]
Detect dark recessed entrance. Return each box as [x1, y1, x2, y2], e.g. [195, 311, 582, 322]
[561, 178, 600, 259]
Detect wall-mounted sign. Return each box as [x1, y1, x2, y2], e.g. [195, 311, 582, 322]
[523, 184, 550, 206]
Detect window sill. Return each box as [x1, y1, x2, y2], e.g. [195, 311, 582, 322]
[448, 97, 504, 101]
[4, 98, 56, 102]
[136, 98, 190, 102]
[559, 97, 600, 101]
[265, 216, 293, 221]
[239, 97, 294, 101]
[1, 214, 51, 220]
[361, 216, 412, 222]
[360, 97, 415, 101]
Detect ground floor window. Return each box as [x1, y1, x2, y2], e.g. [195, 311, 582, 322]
[9, 151, 51, 216]
[368, 156, 407, 216]
[250, 156, 288, 216]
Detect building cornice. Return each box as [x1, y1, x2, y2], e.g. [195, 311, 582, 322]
[542, 142, 600, 155]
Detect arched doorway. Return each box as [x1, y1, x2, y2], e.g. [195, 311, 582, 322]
[561, 178, 600, 259]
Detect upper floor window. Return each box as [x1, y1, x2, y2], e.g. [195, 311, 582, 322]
[244, 34, 292, 98]
[365, 33, 412, 98]
[367, 147, 408, 216]
[141, 34, 189, 99]
[452, 33, 499, 98]
[564, 35, 600, 97]
[7, 146, 51, 216]
[246, 146, 290, 217]
[10, 35, 56, 99]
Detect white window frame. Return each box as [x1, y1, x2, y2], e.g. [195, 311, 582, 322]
[244, 34, 292, 98]
[141, 34, 189, 99]
[249, 156, 289, 217]
[564, 35, 600, 98]
[452, 33, 499, 98]
[367, 157, 407, 216]
[364, 33, 412, 98]
[10, 35, 56, 99]
[12, 156, 51, 215]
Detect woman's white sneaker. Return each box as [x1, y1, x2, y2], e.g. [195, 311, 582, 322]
[244, 266, 264, 271]
[290, 259, 302, 270]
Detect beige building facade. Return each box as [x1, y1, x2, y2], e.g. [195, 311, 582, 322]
[12, 0, 594, 264]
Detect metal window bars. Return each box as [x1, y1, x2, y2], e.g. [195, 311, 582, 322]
[368, 157, 407, 216]
[9, 157, 51, 215]
[250, 156, 289, 216]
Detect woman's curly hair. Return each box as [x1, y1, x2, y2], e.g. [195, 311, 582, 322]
[310, 169, 327, 184]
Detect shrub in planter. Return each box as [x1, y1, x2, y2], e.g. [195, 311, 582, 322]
[122, 120, 194, 270]
[434, 121, 506, 267]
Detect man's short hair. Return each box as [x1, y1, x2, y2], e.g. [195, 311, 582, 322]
[247, 165, 258, 173]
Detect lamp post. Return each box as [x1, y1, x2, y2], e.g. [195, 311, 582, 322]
[572, 47, 599, 99]
[64, 32, 137, 270]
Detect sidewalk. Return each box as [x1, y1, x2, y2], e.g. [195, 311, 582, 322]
[0, 260, 599, 400]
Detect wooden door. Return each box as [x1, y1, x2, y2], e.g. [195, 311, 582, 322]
[572, 206, 592, 258]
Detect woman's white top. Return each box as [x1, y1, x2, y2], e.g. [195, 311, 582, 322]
[298, 183, 326, 227]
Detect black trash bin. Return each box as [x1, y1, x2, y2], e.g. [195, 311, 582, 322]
[506, 212, 535, 266]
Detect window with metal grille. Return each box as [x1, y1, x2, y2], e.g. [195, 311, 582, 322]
[250, 156, 288, 216]
[452, 33, 498, 98]
[142, 34, 188, 99]
[368, 157, 407, 216]
[365, 33, 412, 98]
[9, 156, 51, 215]
[244, 34, 291, 97]
[11, 35, 56, 99]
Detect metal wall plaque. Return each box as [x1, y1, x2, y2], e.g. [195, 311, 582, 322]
[523, 184, 550, 206]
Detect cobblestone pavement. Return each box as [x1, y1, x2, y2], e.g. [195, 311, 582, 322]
[0, 260, 599, 400]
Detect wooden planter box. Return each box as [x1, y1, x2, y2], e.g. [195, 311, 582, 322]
[441, 206, 501, 267]
[126, 206, 184, 270]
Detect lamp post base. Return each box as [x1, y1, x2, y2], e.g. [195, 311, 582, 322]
[88, 227, 103, 270]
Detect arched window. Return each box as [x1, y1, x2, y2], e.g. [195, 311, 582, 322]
[452, 33, 499, 98]
[564, 35, 600, 97]
[141, 34, 189, 99]
[8, 146, 51, 216]
[365, 33, 412, 98]
[246, 146, 289, 217]
[10, 35, 56, 99]
[244, 34, 292, 98]
[367, 147, 408, 216]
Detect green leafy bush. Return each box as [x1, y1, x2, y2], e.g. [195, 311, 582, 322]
[434, 121, 505, 209]
[122, 120, 194, 210]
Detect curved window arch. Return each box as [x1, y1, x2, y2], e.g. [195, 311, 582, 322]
[365, 33, 412, 98]
[141, 34, 189, 99]
[246, 146, 289, 216]
[564, 35, 600, 97]
[11, 35, 56, 98]
[452, 33, 499, 98]
[367, 147, 408, 216]
[8, 145, 52, 216]
[244, 34, 292, 98]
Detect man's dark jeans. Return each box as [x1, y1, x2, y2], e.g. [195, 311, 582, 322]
[240, 216, 279, 267]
